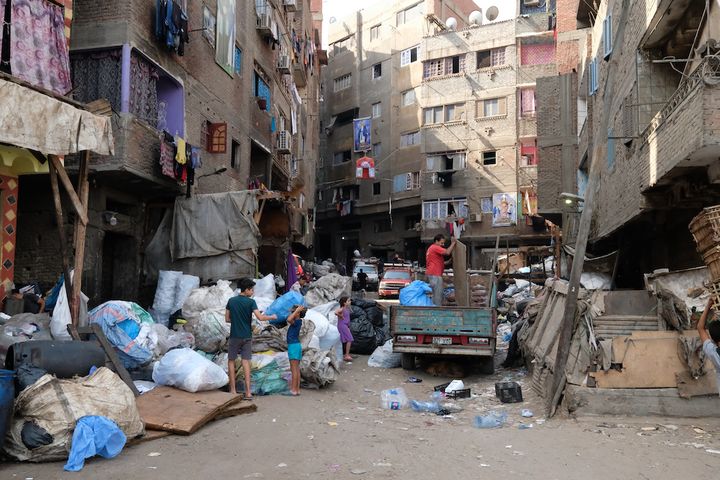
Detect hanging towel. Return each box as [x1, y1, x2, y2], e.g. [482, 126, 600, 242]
[175, 136, 187, 164]
[159, 135, 176, 178]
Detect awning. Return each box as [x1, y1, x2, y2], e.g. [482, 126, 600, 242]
[0, 78, 114, 156]
[251, 137, 272, 155]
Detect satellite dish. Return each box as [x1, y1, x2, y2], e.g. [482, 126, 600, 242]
[486, 6, 499, 21]
[446, 17, 457, 30]
[469, 10, 483, 25]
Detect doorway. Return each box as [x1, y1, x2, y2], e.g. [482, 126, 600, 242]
[101, 232, 138, 303]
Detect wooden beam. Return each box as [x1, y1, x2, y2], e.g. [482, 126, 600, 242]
[47, 156, 74, 303]
[70, 151, 91, 325]
[546, 0, 632, 417]
[48, 155, 89, 226]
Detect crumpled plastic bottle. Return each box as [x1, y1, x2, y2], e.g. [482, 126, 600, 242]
[473, 411, 508, 429]
[410, 400, 441, 413]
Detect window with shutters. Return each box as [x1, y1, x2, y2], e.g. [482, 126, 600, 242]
[400, 45, 420, 67]
[401, 89, 416, 106]
[393, 172, 421, 192]
[423, 55, 466, 78]
[422, 198, 468, 219]
[603, 13, 613, 59]
[370, 24, 381, 41]
[426, 152, 466, 171]
[477, 47, 506, 69]
[333, 73, 352, 92]
[477, 97, 507, 118]
[400, 131, 420, 147]
[372, 102, 382, 118]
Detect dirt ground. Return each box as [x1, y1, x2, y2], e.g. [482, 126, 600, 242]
[4, 353, 720, 480]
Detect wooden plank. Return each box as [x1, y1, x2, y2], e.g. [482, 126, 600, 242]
[71, 151, 90, 324]
[676, 371, 719, 398]
[136, 386, 246, 435]
[212, 401, 258, 420]
[90, 323, 141, 397]
[48, 154, 89, 226]
[452, 240, 468, 307]
[48, 156, 74, 302]
[126, 429, 172, 446]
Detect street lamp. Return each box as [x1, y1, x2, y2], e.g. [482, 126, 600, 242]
[559, 192, 585, 205]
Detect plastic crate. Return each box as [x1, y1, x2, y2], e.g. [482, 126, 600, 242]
[702, 245, 720, 280]
[495, 381, 523, 403]
[689, 205, 720, 254]
[446, 388, 471, 399]
[433, 382, 450, 392]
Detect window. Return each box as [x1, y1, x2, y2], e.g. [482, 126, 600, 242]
[396, 3, 422, 26]
[400, 45, 420, 67]
[477, 97, 507, 117]
[423, 55, 466, 78]
[372, 62, 382, 79]
[423, 106, 443, 125]
[234, 47, 242, 75]
[372, 102, 382, 118]
[426, 152, 466, 171]
[482, 151, 497, 165]
[422, 198, 468, 220]
[373, 182, 381, 195]
[423, 104, 463, 125]
[400, 131, 420, 147]
[520, 88, 536, 116]
[405, 215, 421, 230]
[231, 139, 240, 168]
[476, 47, 506, 69]
[374, 219, 392, 232]
[445, 103, 463, 122]
[254, 71, 271, 111]
[370, 24, 381, 41]
[333, 35, 355, 56]
[520, 39, 556, 65]
[520, 143, 537, 166]
[401, 89, 416, 106]
[603, 14, 613, 58]
[333, 73, 352, 92]
[333, 150, 352, 165]
[393, 172, 421, 192]
[372, 142, 382, 158]
[588, 58, 598, 95]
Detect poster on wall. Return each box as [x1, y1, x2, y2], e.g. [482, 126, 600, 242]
[215, 0, 236, 75]
[203, 6, 216, 48]
[492, 192, 517, 227]
[353, 117, 372, 152]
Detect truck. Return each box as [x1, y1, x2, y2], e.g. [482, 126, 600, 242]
[378, 264, 413, 299]
[352, 262, 379, 291]
[390, 270, 497, 373]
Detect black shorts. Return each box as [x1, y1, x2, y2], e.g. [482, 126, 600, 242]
[228, 338, 252, 360]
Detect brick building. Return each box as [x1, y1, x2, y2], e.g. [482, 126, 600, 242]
[537, 0, 720, 287]
[13, 0, 323, 305]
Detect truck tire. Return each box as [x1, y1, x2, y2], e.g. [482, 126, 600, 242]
[479, 357, 495, 375]
[401, 353, 416, 370]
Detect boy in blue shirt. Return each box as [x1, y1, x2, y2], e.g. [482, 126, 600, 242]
[225, 278, 277, 399]
[286, 305, 306, 396]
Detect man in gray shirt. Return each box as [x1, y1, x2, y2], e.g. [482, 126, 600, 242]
[697, 297, 720, 395]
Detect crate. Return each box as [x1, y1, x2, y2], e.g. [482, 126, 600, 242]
[708, 280, 720, 314]
[495, 381, 523, 403]
[702, 245, 720, 280]
[689, 205, 720, 254]
[433, 382, 450, 392]
[446, 388, 471, 399]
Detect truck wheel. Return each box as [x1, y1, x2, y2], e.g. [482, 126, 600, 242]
[479, 357, 495, 375]
[401, 353, 416, 370]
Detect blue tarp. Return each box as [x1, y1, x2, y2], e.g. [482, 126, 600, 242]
[399, 281, 434, 307]
[64, 416, 126, 472]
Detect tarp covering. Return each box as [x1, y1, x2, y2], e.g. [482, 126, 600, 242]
[0, 78, 114, 155]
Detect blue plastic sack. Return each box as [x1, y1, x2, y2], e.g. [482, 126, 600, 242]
[399, 281, 434, 307]
[63, 416, 126, 472]
[266, 291, 305, 326]
[117, 319, 140, 339]
[90, 302, 153, 369]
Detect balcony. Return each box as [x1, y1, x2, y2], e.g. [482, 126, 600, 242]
[518, 165, 538, 188]
[518, 114, 538, 138]
[639, 56, 720, 192]
[293, 58, 308, 88]
[250, 98, 273, 148]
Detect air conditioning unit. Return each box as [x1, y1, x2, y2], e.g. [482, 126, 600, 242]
[523, 0, 540, 6]
[277, 54, 291, 73]
[277, 130, 291, 153]
[283, 0, 297, 11]
[256, 13, 272, 35]
[470, 213, 483, 222]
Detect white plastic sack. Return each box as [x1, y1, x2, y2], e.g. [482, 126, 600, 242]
[367, 339, 402, 368]
[152, 270, 182, 324]
[50, 271, 88, 341]
[183, 280, 235, 320]
[445, 379, 465, 393]
[318, 324, 340, 350]
[253, 296, 273, 313]
[305, 310, 330, 338]
[253, 274, 276, 300]
[152, 348, 228, 392]
[189, 310, 229, 353]
[310, 301, 340, 326]
[173, 274, 200, 312]
[580, 272, 612, 290]
[308, 335, 320, 350]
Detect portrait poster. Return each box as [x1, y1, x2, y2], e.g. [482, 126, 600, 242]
[492, 192, 517, 227]
[353, 117, 372, 152]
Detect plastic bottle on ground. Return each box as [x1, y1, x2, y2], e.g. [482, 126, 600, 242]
[380, 388, 409, 410]
[410, 400, 441, 413]
[473, 411, 508, 429]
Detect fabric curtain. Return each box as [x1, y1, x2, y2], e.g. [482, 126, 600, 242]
[129, 53, 159, 128]
[70, 50, 122, 111]
[0, 0, 7, 47]
[10, 0, 72, 95]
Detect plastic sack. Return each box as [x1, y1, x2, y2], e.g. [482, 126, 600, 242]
[51, 271, 88, 341]
[399, 281, 434, 307]
[90, 302, 153, 369]
[253, 274, 277, 300]
[305, 310, 330, 338]
[300, 348, 339, 387]
[474, 411, 508, 429]
[308, 335, 320, 350]
[188, 310, 229, 353]
[173, 274, 201, 313]
[445, 379, 465, 393]
[266, 291, 305, 325]
[0, 314, 52, 365]
[182, 280, 235, 320]
[380, 387, 409, 410]
[310, 301, 340, 326]
[151, 270, 183, 325]
[150, 324, 194, 357]
[245, 360, 289, 396]
[367, 339, 402, 368]
[349, 316, 378, 354]
[152, 348, 228, 392]
[318, 324, 340, 350]
[64, 416, 126, 472]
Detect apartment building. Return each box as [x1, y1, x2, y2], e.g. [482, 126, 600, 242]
[315, 0, 478, 266]
[537, 0, 720, 287]
[13, 0, 323, 305]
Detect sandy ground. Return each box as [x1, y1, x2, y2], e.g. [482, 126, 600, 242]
[4, 350, 720, 480]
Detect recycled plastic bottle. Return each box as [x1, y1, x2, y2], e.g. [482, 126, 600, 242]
[410, 400, 441, 413]
[380, 388, 409, 410]
[473, 411, 508, 429]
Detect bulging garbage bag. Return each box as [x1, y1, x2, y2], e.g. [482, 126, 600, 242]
[305, 310, 330, 338]
[266, 291, 305, 325]
[152, 348, 228, 392]
[367, 340, 402, 368]
[188, 310, 229, 353]
[253, 274, 277, 300]
[399, 281, 434, 307]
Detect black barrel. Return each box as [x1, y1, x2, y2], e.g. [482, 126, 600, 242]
[5, 341, 106, 378]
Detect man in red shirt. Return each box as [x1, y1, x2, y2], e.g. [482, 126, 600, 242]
[426, 234, 457, 306]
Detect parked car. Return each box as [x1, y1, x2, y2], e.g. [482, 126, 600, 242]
[352, 263, 379, 290]
[378, 268, 412, 298]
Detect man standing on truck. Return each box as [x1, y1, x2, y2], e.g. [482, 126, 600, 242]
[426, 234, 456, 306]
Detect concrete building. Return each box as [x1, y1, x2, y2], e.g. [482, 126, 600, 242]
[537, 0, 720, 287]
[315, 0, 478, 266]
[317, 0, 568, 268]
[13, 0, 323, 306]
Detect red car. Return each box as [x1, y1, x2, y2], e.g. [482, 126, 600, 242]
[378, 268, 412, 299]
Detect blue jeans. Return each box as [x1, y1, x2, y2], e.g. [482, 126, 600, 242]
[428, 275, 443, 306]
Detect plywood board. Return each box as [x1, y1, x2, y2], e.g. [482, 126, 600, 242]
[214, 402, 259, 420]
[136, 387, 246, 435]
[452, 240, 468, 307]
[676, 371, 719, 398]
[126, 429, 172, 446]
